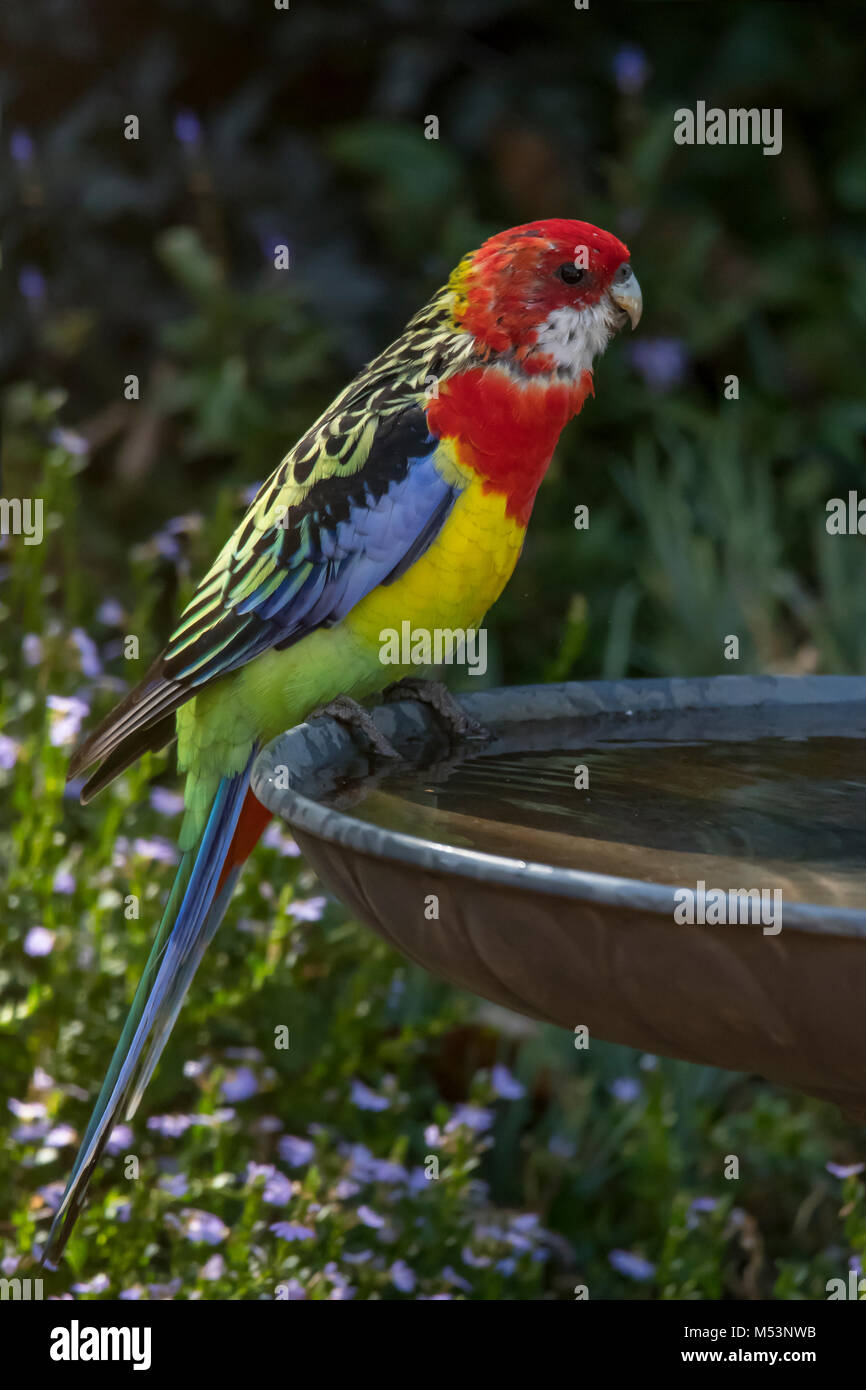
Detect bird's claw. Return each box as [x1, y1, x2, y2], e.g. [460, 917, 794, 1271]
[309, 695, 400, 759]
[383, 678, 491, 743]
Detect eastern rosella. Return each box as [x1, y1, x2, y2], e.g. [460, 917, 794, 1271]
[45, 219, 641, 1261]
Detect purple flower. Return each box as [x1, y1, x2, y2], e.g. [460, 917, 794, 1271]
[263, 1170, 293, 1206]
[462, 1246, 491, 1269]
[37, 1182, 65, 1211]
[510, 1213, 540, 1234]
[24, 926, 55, 957]
[132, 836, 179, 864]
[609, 1249, 656, 1281]
[190, 1107, 235, 1127]
[50, 428, 90, 457]
[10, 128, 34, 163]
[147, 1279, 181, 1300]
[69, 628, 102, 678]
[13, 1120, 50, 1142]
[0, 734, 21, 770]
[389, 1259, 416, 1292]
[179, 1208, 230, 1245]
[9, 1098, 47, 1120]
[119, 1286, 144, 1300]
[612, 45, 650, 95]
[174, 110, 202, 145]
[45, 1123, 77, 1147]
[22, 634, 42, 667]
[46, 695, 89, 748]
[277, 1278, 307, 1299]
[52, 867, 75, 895]
[442, 1265, 471, 1292]
[687, 1195, 719, 1229]
[445, 1104, 493, 1134]
[220, 1066, 258, 1102]
[247, 1162, 294, 1206]
[200, 1254, 225, 1280]
[609, 1076, 642, 1104]
[153, 531, 182, 561]
[826, 1162, 865, 1179]
[71, 1273, 109, 1295]
[356, 1204, 385, 1230]
[323, 1261, 353, 1293]
[291, 896, 326, 922]
[111, 837, 131, 870]
[270, 1221, 315, 1242]
[158, 1173, 189, 1197]
[19, 266, 46, 302]
[492, 1064, 525, 1100]
[278, 1134, 315, 1168]
[343, 1144, 408, 1186]
[262, 823, 301, 857]
[343, 1250, 372, 1265]
[628, 337, 689, 393]
[97, 598, 125, 627]
[147, 1113, 192, 1137]
[106, 1123, 133, 1155]
[350, 1079, 390, 1112]
[149, 786, 185, 817]
[1, 1255, 20, 1276]
[165, 513, 202, 537]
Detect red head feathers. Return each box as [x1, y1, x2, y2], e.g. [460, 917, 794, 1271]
[451, 218, 641, 375]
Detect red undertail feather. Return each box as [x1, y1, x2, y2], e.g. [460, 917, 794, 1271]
[215, 787, 273, 893]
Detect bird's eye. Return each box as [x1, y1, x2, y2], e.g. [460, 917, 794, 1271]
[558, 263, 585, 286]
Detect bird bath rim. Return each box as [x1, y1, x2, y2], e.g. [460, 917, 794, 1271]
[252, 674, 866, 938]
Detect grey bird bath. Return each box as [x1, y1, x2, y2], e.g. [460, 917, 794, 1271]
[253, 676, 866, 1118]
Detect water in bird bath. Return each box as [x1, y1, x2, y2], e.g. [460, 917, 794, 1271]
[342, 735, 866, 910]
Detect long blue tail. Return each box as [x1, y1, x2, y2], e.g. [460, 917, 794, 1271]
[42, 755, 257, 1267]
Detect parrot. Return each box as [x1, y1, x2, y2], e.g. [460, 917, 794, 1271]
[43, 218, 641, 1263]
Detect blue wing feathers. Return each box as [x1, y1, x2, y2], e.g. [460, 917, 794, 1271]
[173, 438, 459, 680]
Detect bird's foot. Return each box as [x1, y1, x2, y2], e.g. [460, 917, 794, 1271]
[383, 678, 491, 742]
[309, 695, 400, 759]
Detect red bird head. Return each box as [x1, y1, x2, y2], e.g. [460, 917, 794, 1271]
[450, 218, 642, 376]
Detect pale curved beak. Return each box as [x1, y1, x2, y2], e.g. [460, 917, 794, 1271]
[610, 264, 643, 330]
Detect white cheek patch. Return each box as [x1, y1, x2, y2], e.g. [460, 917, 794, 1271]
[533, 300, 618, 376]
